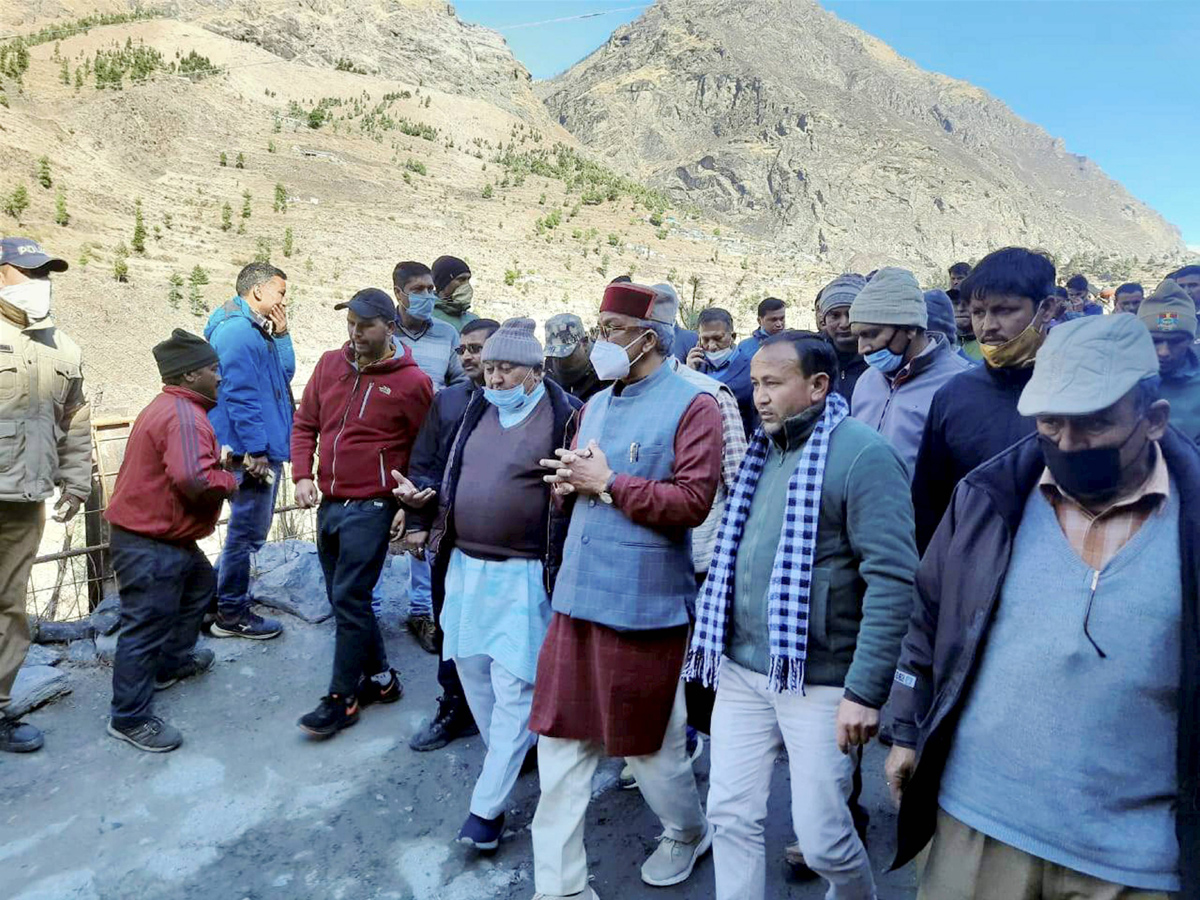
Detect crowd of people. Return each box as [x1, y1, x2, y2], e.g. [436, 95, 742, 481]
[1, 231, 1198, 899]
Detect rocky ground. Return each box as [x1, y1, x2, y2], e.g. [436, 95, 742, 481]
[3, 599, 919, 900]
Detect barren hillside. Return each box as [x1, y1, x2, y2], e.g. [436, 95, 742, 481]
[544, 0, 1185, 269]
[0, 10, 811, 417]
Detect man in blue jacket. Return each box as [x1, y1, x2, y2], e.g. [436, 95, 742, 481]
[203, 262, 294, 640]
[687, 307, 757, 436]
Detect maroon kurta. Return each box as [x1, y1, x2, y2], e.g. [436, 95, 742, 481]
[530, 390, 722, 756]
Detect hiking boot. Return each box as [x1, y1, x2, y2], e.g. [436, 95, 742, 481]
[640, 822, 712, 887]
[409, 695, 478, 752]
[0, 717, 44, 753]
[531, 889, 600, 900]
[210, 611, 283, 640]
[298, 694, 359, 738]
[406, 614, 438, 654]
[107, 716, 183, 753]
[155, 648, 216, 691]
[358, 668, 403, 707]
[621, 732, 703, 790]
[457, 811, 505, 852]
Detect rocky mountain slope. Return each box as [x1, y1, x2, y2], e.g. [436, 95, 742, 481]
[0, 6, 803, 416]
[543, 0, 1185, 269]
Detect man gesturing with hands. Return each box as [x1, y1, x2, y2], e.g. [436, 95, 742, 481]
[291, 289, 432, 738]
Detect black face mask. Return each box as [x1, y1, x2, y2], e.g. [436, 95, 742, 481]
[1038, 427, 1143, 500]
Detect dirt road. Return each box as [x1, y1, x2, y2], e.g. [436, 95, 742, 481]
[1, 614, 918, 899]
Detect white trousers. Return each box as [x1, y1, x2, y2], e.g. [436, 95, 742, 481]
[707, 659, 876, 900]
[531, 679, 706, 896]
[455, 654, 537, 821]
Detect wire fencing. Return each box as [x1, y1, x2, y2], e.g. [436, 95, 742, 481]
[26, 417, 317, 624]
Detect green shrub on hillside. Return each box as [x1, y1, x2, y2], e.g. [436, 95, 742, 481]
[4, 184, 29, 222]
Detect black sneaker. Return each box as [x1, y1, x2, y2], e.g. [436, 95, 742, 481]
[0, 717, 44, 753]
[357, 669, 403, 707]
[409, 695, 479, 752]
[405, 614, 439, 655]
[210, 611, 283, 640]
[457, 812, 505, 852]
[107, 716, 183, 753]
[155, 648, 216, 691]
[298, 695, 359, 738]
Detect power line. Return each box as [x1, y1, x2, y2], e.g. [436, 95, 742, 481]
[495, 5, 649, 32]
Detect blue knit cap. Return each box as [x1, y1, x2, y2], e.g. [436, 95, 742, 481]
[923, 289, 958, 345]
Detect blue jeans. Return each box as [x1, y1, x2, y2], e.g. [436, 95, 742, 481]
[110, 527, 214, 726]
[408, 554, 432, 618]
[317, 498, 393, 696]
[216, 463, 281, 619]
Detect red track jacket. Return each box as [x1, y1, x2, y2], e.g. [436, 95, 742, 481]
[106, 386, 238, 542]
[291, 341, 433, 500]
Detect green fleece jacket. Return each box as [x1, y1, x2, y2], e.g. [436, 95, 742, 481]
[730, 407, 918, 707]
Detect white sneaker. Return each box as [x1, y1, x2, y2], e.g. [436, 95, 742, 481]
[531, 888, 600, 900]
[640, 822, 713, 887]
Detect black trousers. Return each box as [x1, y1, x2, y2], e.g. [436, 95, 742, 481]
[110, 527, 214, 726]
[318, 498, 393, 696]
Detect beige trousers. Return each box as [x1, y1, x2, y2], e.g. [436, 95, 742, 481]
[920, 810, 1173, 900]
[0, 501, 45, 712]
[531, 680, 706, 896]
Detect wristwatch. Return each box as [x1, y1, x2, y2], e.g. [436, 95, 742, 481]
[598, 472, 617, 505]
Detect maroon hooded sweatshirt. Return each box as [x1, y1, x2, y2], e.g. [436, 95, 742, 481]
[291, 341, 433, 500]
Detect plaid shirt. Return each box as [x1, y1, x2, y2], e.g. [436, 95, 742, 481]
[1039, 442, 1170, 570]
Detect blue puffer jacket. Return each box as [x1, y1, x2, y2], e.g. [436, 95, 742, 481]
[204, 296, 296, 462]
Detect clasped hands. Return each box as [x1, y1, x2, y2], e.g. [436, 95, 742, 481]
[540, 440, 613, 498]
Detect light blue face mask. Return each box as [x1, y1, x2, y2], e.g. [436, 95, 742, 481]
[864, 347, 906, 374]
[483, 372, 534, 411]
[405, 291, 437, 322]
[706, 347, 734, 367]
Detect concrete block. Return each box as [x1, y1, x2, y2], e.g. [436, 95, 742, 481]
[9, 665, 71, 718]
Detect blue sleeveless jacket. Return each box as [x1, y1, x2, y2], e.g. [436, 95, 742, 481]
[552, 364, 702, 631]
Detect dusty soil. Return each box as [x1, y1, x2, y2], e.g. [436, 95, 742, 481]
[1, 611, 919, 900]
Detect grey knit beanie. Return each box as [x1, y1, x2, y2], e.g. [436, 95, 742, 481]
[818, 274, 866, 318]
[923, 289, 958, 345]
[849, 267, 927, 329]
[482, 316, 543, 366]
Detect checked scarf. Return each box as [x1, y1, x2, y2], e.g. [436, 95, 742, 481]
[684, 392, 848, 694]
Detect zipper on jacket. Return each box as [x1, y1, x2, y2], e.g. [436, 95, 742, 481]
[359, 382, 374, 418]
[330, 372, 362, 496]
[379, 450, 387, 489]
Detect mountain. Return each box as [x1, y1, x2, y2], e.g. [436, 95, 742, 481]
[542, 0, 1185, 270]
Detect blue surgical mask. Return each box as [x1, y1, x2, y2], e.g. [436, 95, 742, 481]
[405, 291, 436, 322]
[864, 347, 906, 374]
[706, 347, 734, 367]
[483, 371, 534, 411]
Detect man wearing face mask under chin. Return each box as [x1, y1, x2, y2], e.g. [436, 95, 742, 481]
[886, 313, 1200, 900]
[910, 247, 1062, 553]
[431, 255, 481, 334]
[849, 267, 970, 477]
[0, 238, 90, 753]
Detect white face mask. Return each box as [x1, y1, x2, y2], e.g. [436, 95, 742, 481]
[0, 278, 53, 321]
[589, 329, 653, 382]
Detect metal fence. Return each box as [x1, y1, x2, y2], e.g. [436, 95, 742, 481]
[26, 418, 318, 624]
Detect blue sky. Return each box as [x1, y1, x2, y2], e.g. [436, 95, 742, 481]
[455, 1, 1198, 246]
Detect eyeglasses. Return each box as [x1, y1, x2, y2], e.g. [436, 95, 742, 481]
[596, 323, 643, 341]
[454, 343, 486, 356]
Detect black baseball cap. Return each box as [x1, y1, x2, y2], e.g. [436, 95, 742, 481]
[0, 237, 68, 272]
[335, 288, 396, 321]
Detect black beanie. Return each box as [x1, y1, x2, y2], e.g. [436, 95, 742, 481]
[432, 255, 470, 293]
[153, 329, 220, 379]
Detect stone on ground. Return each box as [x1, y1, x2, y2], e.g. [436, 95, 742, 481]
[9, 665, 71, 719]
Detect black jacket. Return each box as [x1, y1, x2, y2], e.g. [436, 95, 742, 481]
[408, 381, 475, 532]
[427, 379, 581, 608]
[544, 357, 610, 403]
[830, 343, 868, 411]
[910, 364, 1035, 553]
[889, 431, 1200, 896]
